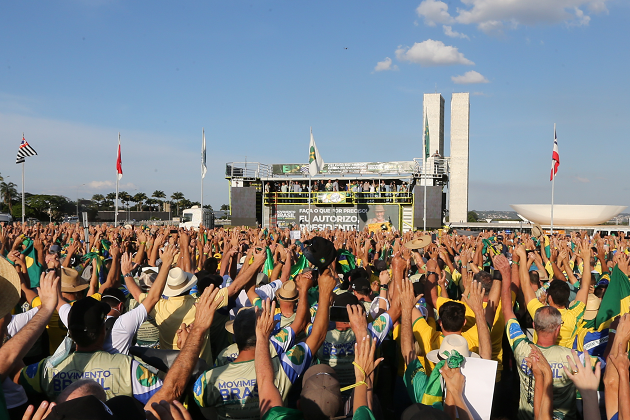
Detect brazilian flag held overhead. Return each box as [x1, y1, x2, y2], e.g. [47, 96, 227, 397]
[583, 265, 630, 330]
[21, 237, 43, 288]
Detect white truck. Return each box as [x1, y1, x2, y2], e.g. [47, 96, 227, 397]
[179, 206, 214, 230]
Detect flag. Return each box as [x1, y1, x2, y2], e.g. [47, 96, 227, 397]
[550, 127, 559, 181]
[308, 128, 324, 177]
[336, 249, 356, 274]
[424, 113, 430, 161]
[21, 237, 43, 288]
[116, 134, 123, 180]
[15, 134, 38, 164]
[290, 254, 309, 280]
[263, 247, 275, 278]
[201, 128, 207, 179]
[584, 265, 630, 330]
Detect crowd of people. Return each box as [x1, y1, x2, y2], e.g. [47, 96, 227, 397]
[265, 180, 412, 195]
[0, 221, 628, 420]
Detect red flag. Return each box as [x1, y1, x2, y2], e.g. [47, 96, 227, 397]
[116, 137, 123, 180]
[550, 127, 559, 181]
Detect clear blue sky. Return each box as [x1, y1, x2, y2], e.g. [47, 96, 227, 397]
[1, 0, 628, 211]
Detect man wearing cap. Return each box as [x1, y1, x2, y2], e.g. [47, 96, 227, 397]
[16, 295, 163, 403]
[102, 248, 172, 355]
[145, 266, 337, 420]
[255, 299, 380, 420]
[0, 262, 59, 419]
[214, 274, 311, 366]
[317, 290, 397, 388]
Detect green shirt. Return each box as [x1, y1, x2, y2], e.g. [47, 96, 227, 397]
[403, 358, 428, 403]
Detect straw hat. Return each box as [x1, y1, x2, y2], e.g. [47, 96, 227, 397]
[531, 223, 543, 238]
[277, 281, 298, 301]
[225, 307, 250, 334]
[162, 268, 197, 297]
[583, 294, 601, 321]
[61, 267, 89, 293]
[0, 257, 21, 318]
[403, 236, 432, 250]
[426, 334, 479, 364]
[214, 287, 229, 309]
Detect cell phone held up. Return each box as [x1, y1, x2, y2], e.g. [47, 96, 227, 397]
[329, 306, 350, 323]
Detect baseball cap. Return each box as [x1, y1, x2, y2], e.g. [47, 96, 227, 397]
[351, 277, 371, 295]
[68, 297, 110, 338]
[49, 244, 61, 254]
[302, 237, 336, 270]
[300, 365, 342, 420]
[46, 395, 120, 420]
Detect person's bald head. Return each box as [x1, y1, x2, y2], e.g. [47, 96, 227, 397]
[56, 379, 106, 403]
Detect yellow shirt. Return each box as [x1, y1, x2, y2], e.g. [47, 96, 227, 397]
[435, 293, 516, 382]
[412, 316, 479, 375]
[139, 293, 214, 364]
[139, 293, 196, 350]
[527, 299, 586, 348]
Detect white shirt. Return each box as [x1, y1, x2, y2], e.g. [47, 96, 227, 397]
[231, 279, 283, 318]
[7, 307, 39, 337]
[103, 304, 148, 355]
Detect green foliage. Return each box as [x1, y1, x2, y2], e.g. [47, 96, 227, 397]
[467, 211, 479, 222]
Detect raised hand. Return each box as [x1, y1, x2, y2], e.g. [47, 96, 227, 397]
[255, 298, 277, 341]
[563, 349, 600, 393]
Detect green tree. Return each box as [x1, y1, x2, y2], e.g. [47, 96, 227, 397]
[171, 192, 185, 216]
[92, 194, 105, 210]
[467, 211, 479, 222]
[152, 190, 166, 212]
[145, 198, 159, 211]
[220, 203, 230, 211]
[133, 192, 147, 211]
[119, 191, 131, 210]
[1, 181, 18, 214]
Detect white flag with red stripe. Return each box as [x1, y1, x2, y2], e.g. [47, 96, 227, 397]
[550, 127, 559, 181]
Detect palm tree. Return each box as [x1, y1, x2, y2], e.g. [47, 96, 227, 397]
[171, 192, 185, 216]
[145, 198, 159, 211]
[152, 190, 166, 212]
[92, 194, 105, 210]
[0, 181, 18, 214]
[119, 191, 131, 210]
[133, 192, 147, 211]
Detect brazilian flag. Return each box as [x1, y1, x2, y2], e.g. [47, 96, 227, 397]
[543, 235, 551, 259]
[584, 265, 630, 330]
[290, 254, 309, 280]
[336, 249, 356, 274]
[263, 247, 275, 278]
[21, 237, 43, 288]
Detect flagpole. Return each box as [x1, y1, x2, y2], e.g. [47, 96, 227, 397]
[201, 128, 204, 211]
[21, 161, 25, 224]
[115, 132, 120, 226]
[308, 127, 312, 231]
[550, 123, 555, 234]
